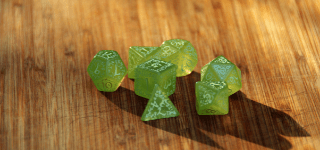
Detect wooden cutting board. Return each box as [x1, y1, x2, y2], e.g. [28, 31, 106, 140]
[1, 0, 320, 149]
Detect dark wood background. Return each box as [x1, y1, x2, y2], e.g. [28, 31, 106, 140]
[1, 0, 320, 149]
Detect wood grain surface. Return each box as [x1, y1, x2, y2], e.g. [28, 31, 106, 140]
[1, 0, 320, 149]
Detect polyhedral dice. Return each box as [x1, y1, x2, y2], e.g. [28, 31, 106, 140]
[201, 55, 242, 96]
[134, 58, 177, 99]
[195, 81, 229, 115]
[128, 46, 161, 79]
[141, 84, 180, 121]
[87, 50, 127, 92]
[156, 39, 198, 77]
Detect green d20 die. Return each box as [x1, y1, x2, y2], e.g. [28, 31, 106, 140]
[141, 84, 180, 121]
[134, 58, 177, 99]
[87, 50, 127, 92]
[201, 55, 242, 96]
[195, 81, 229, 115]
[156, 39, 198, 77]
[128, 46, 161, 79]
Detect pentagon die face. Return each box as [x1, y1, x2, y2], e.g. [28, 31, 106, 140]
[195, 81, 229, 115]
[201, 55, 242, 96]
[158, 39, 198, 77]
[128, 46, 161, 79]
[141, 84, 180, 121]
[87, 50, 127, 92]
[134, 59, 177, 99]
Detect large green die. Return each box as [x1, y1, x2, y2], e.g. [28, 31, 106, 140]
[134, 59, 177, 99]
[201, 55, 242, 96]
[87, 50, 127, 92]
[128, 46, 161, 79]
[195, 81, 229, 115]
[156, 39, 198, 77]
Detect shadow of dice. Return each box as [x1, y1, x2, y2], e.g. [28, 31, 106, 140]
[134, 59, 177, 99]
[201, 55, 242, 96]
[157, 39, 198, 77]
[87, 50, 127, 92]
[196, 81, 229, 115]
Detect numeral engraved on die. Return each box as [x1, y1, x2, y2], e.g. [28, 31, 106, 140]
[114, 66, 120, 75]
[101, 79, 112, 89]
[204, 109, 216, 114]
[94, 63, 101, 74]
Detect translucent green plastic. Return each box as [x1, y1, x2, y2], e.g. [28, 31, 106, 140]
[141, 84, 180, 121]
[156, 39, 198, 77]
[195, 81, 229, 115]
[134, 59, 177, 99]
[87, 50, 127, 92]
[128, 46, 161, 79]
[201, 55, 242, 96]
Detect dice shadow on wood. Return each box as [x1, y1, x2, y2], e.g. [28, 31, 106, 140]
[190, 72, 310, 150]
[99, 71, 309, 150]
[99, 81, 224, 149]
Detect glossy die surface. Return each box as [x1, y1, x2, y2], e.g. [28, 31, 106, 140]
[201, 55, 242, 96]
[196, 81, 229, 115]
[87, 50, 127, 92]
[128, 46, 161, 79]
[134, 59, 177, 99]
[157, 39, 198, 77]
[141, 84, 180, 121]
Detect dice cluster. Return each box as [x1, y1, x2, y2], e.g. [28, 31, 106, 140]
[87, 39, 242, 121]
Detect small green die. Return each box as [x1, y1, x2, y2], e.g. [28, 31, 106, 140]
[141, 84, 180, 121]
[87, 50, 127, 92]
[201, 55, 242, 96]
[195, 81, 229, 115]
[134, 58, 177, 99]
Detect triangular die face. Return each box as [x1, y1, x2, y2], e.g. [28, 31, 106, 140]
[141, 84, 180, 121]
[212, 55, 232, 64]
[225, 68, 241, 86]
[211, 63, 234, 81]
[202, 66, 220, 82]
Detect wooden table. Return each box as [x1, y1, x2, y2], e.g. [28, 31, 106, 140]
[1, 0, 320, 149]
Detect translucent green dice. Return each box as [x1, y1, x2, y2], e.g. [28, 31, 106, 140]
[156, 39, 198, 77]
[141, 84, 180, 121]
[195, 81, 229, 115]
[128, 46, 161, 79]
[201, 55, 242, 96]
[87, 50, 127, 92]
[134, 58, 177, 99]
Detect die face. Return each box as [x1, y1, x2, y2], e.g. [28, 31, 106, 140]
[195, 81, 229, 115]
[134, 69, 158, 99]
[87, 57, 108, 81]
[93, 78, 120, 92]
[201, 55, 242, 96]
[134, 59, 176, 99]
[201, 65, 220, 82]
[141, 84, 180, 121]
[128, 46, 161, 79]
[158, 39, 198, 77]
[87, 50, 127, 92]
[225, 68, 242, 96]
[158, 64, 177, 96]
